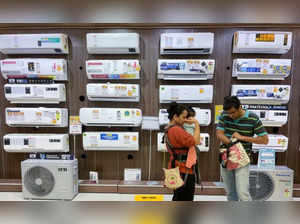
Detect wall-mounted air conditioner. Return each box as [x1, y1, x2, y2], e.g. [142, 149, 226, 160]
[252, 134, 288, 152]
[0, 58, 68, 81]
[159, 108, 211, 126]
[86, 83, 140, 102]
[158, 59, 215, 80]
[232, 59, 292, 80]
[86, 60, 140, 79]
[157, 133, 210, 152]
[86, 33, 140, 54]
[232, 31, 292, 54]
[5, 107, 68, 127]
[242, 104, 288, 127]
[4, 84, 66, 104]
[232, 85, 290, 105]
[160, 33, 214, 54]
[83, 132, 139, 151]
[160, 85, 213, 103]
[3, 134, 69, 153]
[79, 108, 142, 127]
[0, 34, 69, 54]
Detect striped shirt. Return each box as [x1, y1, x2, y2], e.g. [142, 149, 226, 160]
[216, 110, 268, 152]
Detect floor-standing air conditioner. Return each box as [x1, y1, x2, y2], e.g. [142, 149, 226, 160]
[22, 159, 78, 200]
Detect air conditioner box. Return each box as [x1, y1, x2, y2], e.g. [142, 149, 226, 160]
[86, 33, 140, 54]
[160, 33, 214, 54]
[83, 132, 139, 151]
[0, 34, 69, 54]
[158, 59, 215, 80]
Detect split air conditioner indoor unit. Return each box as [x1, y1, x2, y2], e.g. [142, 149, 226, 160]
[5, 107, 68, 127]
[159, 85, 213, 103]
[3, 134, 69, 153]
[160, 33, 214, 54]
[242, 104, 288, 127]
[86, 33, 140, 54]
[86, 83, 140, 102]
[79, 108, 142, 127]
[157, 132, 210, 152]
[86, 60, 140, 79]
[232, 31, 292, 54]
[158, 59, 215, 80]
[232, 85, 290, 105]
[22, 159, 78, 200]
[159, 108, 211, 126]
[4, 84, 66, 104]
[252, 134, 288, 152]
[0, 58, 68, 80]
[0, 34, 69, 54]
[83, 132, 139, 151]
[232, 59, 292, 80]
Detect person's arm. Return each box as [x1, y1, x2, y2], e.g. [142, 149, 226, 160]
[193, 119, 200, 145]
[216, 129, 231, 145]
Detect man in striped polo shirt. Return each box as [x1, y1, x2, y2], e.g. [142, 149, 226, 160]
[216, 96, 268, 201]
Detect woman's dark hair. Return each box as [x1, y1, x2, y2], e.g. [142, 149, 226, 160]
[167, 102, 187, 120]
[223, 96, 241, 111]
[186, 106, 196, 118]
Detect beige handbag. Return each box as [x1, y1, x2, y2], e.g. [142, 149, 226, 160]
[163, 167, 184, 190]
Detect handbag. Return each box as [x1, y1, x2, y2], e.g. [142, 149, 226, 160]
[163, 167, 184, 190]
[220, 138, 250, 171]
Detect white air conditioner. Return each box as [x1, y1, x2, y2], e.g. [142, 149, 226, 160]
[83, 132, 139, 151]
[0, 34, 69, 54]
[232, 85, 290, 105]
[242, 104, 288, 127]
[160, 85, 213, 103]
[249, 165, 293, 201]
[86, 60, 140, 79]
[157, 133, 210, 152]
[3, 134, 69, 153]
[86, 83, 140, 102]
[86, 33, 140, 54]
[232, 59, 292, 80]
[4, 84, 66, 104]
[0, 58, 68, 80]
[252, 134, 288, 152]
[5, 107, 68, 127]
[79, 108, 142, 127]
[160, 33, 214, 54]
[158, 59, 215, 80]
[159, 108, 211, 126]
[22, 159, 78, 200]
[233, 31, 292, 54]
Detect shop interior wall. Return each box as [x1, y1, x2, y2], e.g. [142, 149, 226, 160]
[0, 25, 299, 183]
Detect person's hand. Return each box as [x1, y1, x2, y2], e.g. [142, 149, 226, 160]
[185, 117, 199, 125]
[232, 132, 244, 141]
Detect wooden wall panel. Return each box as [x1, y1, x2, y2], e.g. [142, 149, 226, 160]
[0, 25, 299, 183]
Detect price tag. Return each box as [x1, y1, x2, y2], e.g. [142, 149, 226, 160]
[69, 116, 82, 135]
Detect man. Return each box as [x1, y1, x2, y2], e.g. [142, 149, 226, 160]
[216, 96, 268, 201]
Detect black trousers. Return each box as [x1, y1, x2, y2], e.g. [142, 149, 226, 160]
[172, 173, 196, 201]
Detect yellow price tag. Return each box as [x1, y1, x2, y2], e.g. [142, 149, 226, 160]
[134, 195, 164, 201]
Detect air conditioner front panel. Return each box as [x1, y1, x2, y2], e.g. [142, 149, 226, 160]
[87, 83, 140, 102]
[86, 60, 140, 80]
[86, 33, 140, 54]
[232, 59, 291, 80]
[21, 159, 78, 200]
[159, 108, 211, 126]
[0, 34, 69, 54]
[160, 33, 214, 54]
[158, 59, 215, 80]
[160, 85, 213, 103]
[233, 31, 292, 54]
[79, 108, 142, 127]
[4, 84, 66, 104]
[157, 133, 210, 152]
[0, 58, 68, 80]
[83, 132, 139, 151]
[5, 108, 68, 127]
[232, 85, 290, 105]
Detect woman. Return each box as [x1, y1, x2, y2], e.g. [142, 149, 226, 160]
[165, 103, 200, 201]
